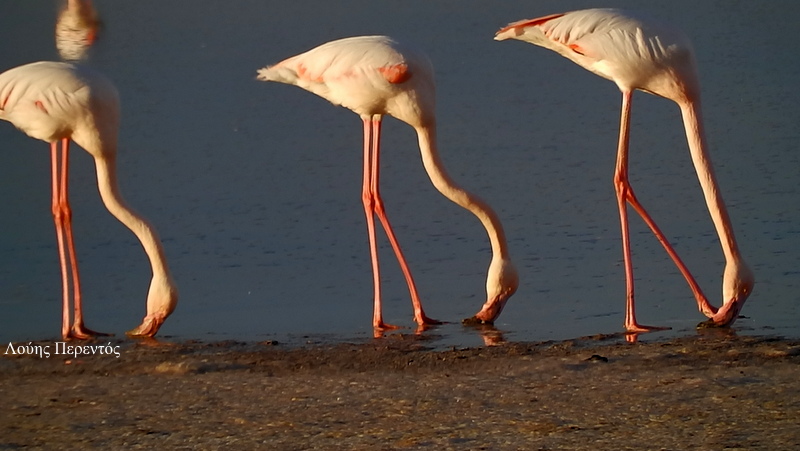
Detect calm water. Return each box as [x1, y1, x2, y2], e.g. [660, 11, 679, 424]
[0, 1, 797, 348]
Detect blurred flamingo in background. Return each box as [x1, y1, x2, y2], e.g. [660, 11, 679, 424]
[495, 9, 753, 335]
[55, 0, 100, 61]
[258, 36, 518, 333]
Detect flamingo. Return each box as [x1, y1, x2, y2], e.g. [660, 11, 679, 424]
[257, 36, 518, 332]
[55, 0, 100, 61]
[495, 9, 754, 333]
[0, 61, 178, 339]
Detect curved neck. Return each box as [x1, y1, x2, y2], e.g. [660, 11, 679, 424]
[92, 153, 173, 283]
[414, 124, 512, 261]
[680, 99, 741, 264]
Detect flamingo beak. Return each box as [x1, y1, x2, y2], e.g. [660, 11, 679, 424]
[696, 298, 744, 329]
[461, 294, 511, 326]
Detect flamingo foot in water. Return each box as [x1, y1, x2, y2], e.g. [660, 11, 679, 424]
[624, 323, 671, 334]
[416, 314, 444, 327]
[67, 323, 112, 340]
[625, 324, 671, 334]
[372, 321, 402, 339]
[374, 322, 402, 332]
[624, 324, 671, 343]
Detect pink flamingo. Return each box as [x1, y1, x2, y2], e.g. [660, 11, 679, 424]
[495, 9, 754, 333]
[55, 0, 100, 61]
[0, 61, 178, 339]
[258, 36, 518, 332]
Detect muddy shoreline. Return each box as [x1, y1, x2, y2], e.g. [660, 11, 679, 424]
[2, 332, 799, 449]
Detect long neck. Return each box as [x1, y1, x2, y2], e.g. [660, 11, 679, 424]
[680, 99, 742, 264]
[92, 153, 173, 283]
[414, 124, 512, 261]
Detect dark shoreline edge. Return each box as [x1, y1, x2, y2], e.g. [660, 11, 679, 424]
[3, 329, 799, 377]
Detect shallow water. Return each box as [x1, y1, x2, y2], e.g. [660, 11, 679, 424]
[0, 1, 798, 348]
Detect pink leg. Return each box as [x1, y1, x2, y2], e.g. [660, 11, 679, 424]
[51, 142, 72, 339]
[625, 184, 717, 317]
[361, 118, 396, 331]
[613, 92, 669, 334]
[51, 139, 108, 340]
[361, 117, 441, 330]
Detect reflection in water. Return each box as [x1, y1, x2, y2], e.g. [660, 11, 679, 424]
[377, 323, 506, 348]
[469, 324, 506, 347]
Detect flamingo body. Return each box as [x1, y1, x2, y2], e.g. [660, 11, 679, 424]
[1, 62, 114, 148]
[259, 36, 434, 127]
[0, 61, 177, 339]
[496, 10, 696, 98]
[496, 9, 753, 333]
[258, 36, 517, 331]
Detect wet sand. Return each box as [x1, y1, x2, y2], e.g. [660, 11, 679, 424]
[1, 332, 799, 450]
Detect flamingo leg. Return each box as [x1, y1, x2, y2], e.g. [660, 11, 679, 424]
[624, 181, 718, 317]
[51, 141, 72, 339]
[614, 92, 721, 321]
[51, 138, 108, 340]
[613, 92, 671, 334]
[361, 116, 441, 330]
[361, 117, 394, 331]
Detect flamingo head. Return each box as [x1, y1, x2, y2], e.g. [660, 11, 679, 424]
[698, 261, 754, 329]
[55, 0, 102, 61]
[126, 275, 179, 338]
[462, 258, 519, 325]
